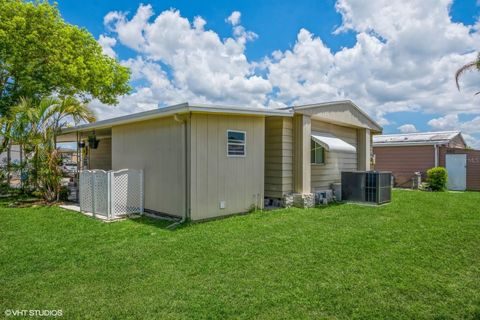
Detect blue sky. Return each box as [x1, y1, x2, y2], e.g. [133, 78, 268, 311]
[56, 0, 480, 146]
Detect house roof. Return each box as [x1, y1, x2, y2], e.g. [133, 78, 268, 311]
[373, 131, 464, 147]
[59, 100, 382, 140]
[61, 102, 292, 135]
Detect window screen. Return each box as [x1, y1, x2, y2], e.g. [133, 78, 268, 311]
[311, 140, 325, 164]
[227, 130, 246, 156]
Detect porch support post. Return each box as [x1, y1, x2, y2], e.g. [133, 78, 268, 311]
[357, 128, 371, 171]
[293, 114, 311, 194]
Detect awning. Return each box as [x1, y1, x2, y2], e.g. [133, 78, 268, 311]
[311, 131, 356, 153]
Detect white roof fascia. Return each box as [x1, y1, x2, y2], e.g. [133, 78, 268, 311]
[311, 131, 357, 153]
[62, 103, 292, 134]
[293, 100, 383, 132]
[373, 141, 450, 147]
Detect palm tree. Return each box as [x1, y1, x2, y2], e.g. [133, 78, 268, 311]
[12, 96, 95, 149]
[455, 53, 480, 94]
[10, 96, 95, 200]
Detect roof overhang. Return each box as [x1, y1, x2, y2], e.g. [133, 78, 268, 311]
[311, 131, 357, 153]
[373, 131, 466, 148]
[373, 141, 449, 147]
[60, 103, 293, 136]
[293, 100, 383, 133]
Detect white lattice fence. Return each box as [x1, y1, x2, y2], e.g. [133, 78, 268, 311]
[93, 171, 109, 217]
[111, 169, 144, 217]
[79, 171, 93, 213]
[79, 169, 144, 219]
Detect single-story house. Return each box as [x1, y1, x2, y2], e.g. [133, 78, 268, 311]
[373, 131, 480, 191]
[58, 100, 382, 221]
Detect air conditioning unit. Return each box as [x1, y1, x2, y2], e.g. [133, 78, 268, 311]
[341, 171, 392, 205]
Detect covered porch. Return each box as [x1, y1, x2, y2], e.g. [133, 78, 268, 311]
[57, 127, 112, 172]
[57, 128, 144, 221]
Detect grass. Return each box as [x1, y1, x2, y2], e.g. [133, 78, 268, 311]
[1, 190, 479, 319]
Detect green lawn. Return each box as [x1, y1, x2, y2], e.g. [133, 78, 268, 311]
[1, 190, 479, 319]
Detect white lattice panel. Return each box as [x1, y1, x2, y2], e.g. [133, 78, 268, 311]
[79, 171, 93, 213]
[93, 171, 108, 216]
[111, 169, 144, 217]
[79, 169, 143, 220]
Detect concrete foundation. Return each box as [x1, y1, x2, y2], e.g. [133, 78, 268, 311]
[282, 194, 294, 208]
[292, 193, 315, 208]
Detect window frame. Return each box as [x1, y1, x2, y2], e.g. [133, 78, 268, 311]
[311, 139, 325, 165]
[227, 130, 247, 157]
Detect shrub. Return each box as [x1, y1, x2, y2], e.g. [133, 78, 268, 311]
[427, 167, 448, 191]
[59, 186, 69, 201]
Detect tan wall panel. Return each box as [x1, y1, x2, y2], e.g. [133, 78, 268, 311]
[190, 114, 265, 220]
[310, 120, 358, 191]
[111, 117, 185, 217]
[265, 117, 294, 198]
[293, 115, 311, 194]
[88, 138, 112, 170]
[357, 129, 371, 171]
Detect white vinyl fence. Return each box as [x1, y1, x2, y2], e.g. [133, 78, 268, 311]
[79, 169, 144, 219]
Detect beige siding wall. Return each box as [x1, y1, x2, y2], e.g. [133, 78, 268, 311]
[88, 138, 112, 170]
[265, 117, 293, 198]
[357, 129, 371, 171]
[111, 117, 186, 217]
[190, 114, 264, 220]
[293, 114, 312, 194]
[311, 120, 358, 191]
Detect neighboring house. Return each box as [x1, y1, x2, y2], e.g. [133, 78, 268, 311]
[373, 131, 480, 191]
[58, 147, 78, 164]
[58, 100, 382, 221]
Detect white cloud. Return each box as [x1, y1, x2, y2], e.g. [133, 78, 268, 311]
[98, 35, 117, 58]
[193, 16, 206, 31]
[266, 0, 480, 119]
[104, 4, 154, 50]
[98, 6, 270, 115]
[95, 2, 480, 145]
[428, 114, 480, 148]
[397, 124, 418, 133]
[226, 11, 241, 26]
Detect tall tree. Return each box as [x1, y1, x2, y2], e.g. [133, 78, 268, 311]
[455, 53, 480, 94]
[0, 0, 131, 116]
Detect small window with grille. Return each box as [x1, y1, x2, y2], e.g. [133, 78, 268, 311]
[227, 130, 246, 157]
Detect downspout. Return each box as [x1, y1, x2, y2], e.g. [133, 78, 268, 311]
[167, 113, 189, 229]
[434, 144, 439, 167]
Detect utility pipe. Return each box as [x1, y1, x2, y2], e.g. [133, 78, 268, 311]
[167, 113, 190, 229]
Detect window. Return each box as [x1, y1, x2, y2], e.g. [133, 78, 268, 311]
[311, 140, 325, 164]
[227, 130, 246, 156]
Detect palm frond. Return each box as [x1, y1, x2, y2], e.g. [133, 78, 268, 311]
[455, 61, 477, 90]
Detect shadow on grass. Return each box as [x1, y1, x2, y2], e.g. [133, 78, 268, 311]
[0, 196, 44, 208]
[314, 201, 346, 210]
[128, 215, 190, 231]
